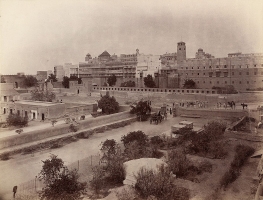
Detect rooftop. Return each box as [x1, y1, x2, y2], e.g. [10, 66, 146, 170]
[15, 100, 64, 107]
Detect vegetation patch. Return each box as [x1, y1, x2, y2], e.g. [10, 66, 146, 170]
[135, 165, 190, 200]
[0, 152, 10, 161]
[220, 144, 255, 189]
[167, 150, 212, 182]
[173, 121, 228, 159]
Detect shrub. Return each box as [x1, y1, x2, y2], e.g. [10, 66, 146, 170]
[69, 124, 78, 132]
[121, 131, 148, 147]
[167, 150, 192, 178]
[220, 144, 255, 189]
[135, 165, 190, 200]
[98, 92, 119, 114]
[150, 136, 164, 147]
[38, 155, 86, 200]
[6, 114, 28, 127]
[0, 152, 10, 161]
[50, 142, 63, 149]
[90, 166, 106, 194]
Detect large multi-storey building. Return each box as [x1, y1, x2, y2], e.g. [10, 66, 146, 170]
[79, 50, 137, 86]
[175, 43, 263, 91]
[79, 42, 263, 91]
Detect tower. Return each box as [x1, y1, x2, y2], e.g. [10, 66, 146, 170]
[177, 42, 186, 64]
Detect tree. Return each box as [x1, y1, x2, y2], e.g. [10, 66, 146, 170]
[31, 88, 56, 102]
[47, 74, 58, 82]
[120, 80, 135, 87]
[144, 74, 156, 88]
[121, 131, 148, 147]
[62, 76, 82, 88]
[62, 76, 70, 88]
[107, 74, 117, 86]
[38, 154, 86, 200]
[183, 79, 196, 89]
[130, 100, 151, 121]
[0, 76, 6, 83]
[6, 114, 28, 127]
[24, 75, 38, 87]
[98, 92, 119, 114]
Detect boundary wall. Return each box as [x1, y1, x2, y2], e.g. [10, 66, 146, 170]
[0, 111, 133, 149]
[173, 105, 248, 119]
[92, 86, 217, 94]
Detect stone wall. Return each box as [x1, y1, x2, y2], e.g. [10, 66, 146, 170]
[173, 105, 248, 119]
[0, 111, 134, 149]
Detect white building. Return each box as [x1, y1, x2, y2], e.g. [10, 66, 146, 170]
[136, 54, 161, 78]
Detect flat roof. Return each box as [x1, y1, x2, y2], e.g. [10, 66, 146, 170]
[16, 101, 64, 107]
[179, 121, 193, 125]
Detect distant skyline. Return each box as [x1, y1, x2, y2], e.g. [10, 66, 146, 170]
[1, 0, 263, 75]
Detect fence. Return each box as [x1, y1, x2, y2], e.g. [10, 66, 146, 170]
[17, 153, 102, 198]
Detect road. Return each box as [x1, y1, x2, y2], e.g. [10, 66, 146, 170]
[0, 115, 210, 199]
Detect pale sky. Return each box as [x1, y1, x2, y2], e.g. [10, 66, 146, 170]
[0, 0, 263, 75]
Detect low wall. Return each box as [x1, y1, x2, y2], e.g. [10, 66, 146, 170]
[174, 105, 248, 119]
[92, 86, 217, 95]
[0, 111, 134, 149]
[224, 131, 263, 142]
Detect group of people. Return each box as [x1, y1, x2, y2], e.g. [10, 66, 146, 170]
[179, 101, 208, 109]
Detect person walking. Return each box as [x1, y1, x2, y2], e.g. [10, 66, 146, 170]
[13, 186, 17, 198]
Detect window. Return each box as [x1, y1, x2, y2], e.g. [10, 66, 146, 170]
[209, 72, 213, 77]
[246, 72, 249, 75]
[179, 48, 181, 50]
[240, 66, 242, 68]
[209, 66, 212, 69]
[203, 73, 205, 75]
[203, 81, 205, 83]
[224, 72, 228, 77]
[239, 81, 242, 84]
[216, 72, 221, 77]
[197, 73, 200, 75]
[197, 67, 200, 69]
[247, 81, 249, 84]
[204, 67, 206, 69]
[254, 72, 257, 75]
[210, 81, 212, 84]
[224, 65, 227, 68]
[239, 72, 242, 75]
[225, 81, 227, 84]
[254, 65, 257, 67]
[217, 81, 219, 84]
[232, 72, 234, 75]
[232, 81, 234, 84]
[216, 66, 219, 68]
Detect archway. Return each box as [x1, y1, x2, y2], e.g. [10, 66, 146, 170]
[77, 89, 80, 94]
[15, 82, 18, 88]
[3, 108, 6, 114]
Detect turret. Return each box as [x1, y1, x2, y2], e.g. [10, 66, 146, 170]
[177, 42, 186, 64]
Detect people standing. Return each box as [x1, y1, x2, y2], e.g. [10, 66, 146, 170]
[13, 186, 17, 198]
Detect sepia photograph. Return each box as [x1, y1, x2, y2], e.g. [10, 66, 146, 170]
[0, 0, 263, 199]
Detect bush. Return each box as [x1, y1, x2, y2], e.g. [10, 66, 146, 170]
[135, 165, 190, 200]
[167, 150, 192, 178]
[69, 124, 78, 132]
[98, 92, 119, 114]
[150, 136, 164, 147]
[6, 114, 28, 127]
[0, 152, 10, 161]
[121, 131, 148, 147]
[50, 142, 63, 149]
[220, 144, 255, 189]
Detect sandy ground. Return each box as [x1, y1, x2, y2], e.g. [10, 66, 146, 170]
[0, 114, 210, 199]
